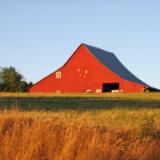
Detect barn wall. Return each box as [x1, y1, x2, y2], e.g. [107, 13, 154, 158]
[30, 44, 144, 93]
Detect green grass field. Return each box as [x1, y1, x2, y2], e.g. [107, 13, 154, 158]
[0, 93, 160, 129]
[0, 93, 160, 110]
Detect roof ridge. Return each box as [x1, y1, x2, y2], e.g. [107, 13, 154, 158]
[82, 43, 114, 55]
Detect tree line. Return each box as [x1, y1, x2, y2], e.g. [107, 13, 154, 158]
[0, 66, 33, 92]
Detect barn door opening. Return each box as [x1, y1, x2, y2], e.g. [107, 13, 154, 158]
[102, 83, 119, 92]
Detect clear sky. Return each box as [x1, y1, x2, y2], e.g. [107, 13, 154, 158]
[0, 0, 160, 88]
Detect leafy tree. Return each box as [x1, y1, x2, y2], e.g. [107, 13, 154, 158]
[0, 66, 32, 92]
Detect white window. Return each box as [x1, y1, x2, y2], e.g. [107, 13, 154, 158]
[56, 71, 61, 79]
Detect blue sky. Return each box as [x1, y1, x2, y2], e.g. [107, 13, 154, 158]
[0, 0, 160, 88]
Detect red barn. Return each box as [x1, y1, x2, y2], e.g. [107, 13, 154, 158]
[30, 43, 158, 93]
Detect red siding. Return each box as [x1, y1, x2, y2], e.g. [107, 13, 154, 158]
[30, 44, 144, 93]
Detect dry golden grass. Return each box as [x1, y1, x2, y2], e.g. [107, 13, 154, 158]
[0, 92, 159, 159]
[0, 109, 159, 160]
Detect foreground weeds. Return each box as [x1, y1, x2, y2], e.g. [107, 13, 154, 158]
[0, 109, 159, 160]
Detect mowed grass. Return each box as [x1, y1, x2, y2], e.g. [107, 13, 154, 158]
[0, 92, 160, 110]
[0, 93, 160, 160]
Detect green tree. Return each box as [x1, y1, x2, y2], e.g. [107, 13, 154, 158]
[0, 66, 32, 92]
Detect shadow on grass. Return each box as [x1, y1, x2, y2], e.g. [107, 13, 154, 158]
[0, 96, 160, 111]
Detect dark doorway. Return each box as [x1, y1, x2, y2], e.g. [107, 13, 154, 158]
[103, 83, 119, 92]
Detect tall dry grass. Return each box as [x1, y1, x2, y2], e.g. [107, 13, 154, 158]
[0, 109, 159, 160]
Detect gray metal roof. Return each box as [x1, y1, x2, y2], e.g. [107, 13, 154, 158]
[84, 43, 149, 87]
